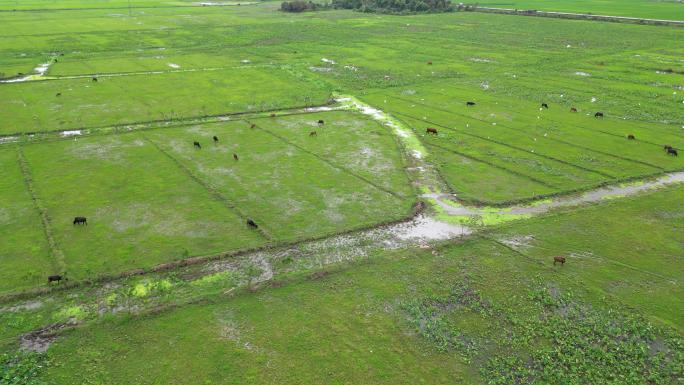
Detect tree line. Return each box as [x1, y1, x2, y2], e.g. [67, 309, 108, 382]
[281, 0, 455, 13]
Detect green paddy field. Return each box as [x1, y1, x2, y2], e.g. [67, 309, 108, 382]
[0, 0, 682, 383]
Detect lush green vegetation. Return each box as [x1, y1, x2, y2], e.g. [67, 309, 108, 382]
[332, 0, 452, 14]
[6, 185, 678, 384]
[280, 0, 324, 12]
[1, 1, 683, 383]
[0, 110, 414, 294]
[362, 82, 684, 204]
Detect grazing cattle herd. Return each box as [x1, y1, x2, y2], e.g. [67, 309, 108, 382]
[422, 103, 677, 158]
[53, 106, 679, 285]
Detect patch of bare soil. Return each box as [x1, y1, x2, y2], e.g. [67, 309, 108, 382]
[20, 321, 77, 353]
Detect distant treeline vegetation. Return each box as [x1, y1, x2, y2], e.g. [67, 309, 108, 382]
[332, 0, 453, 13]
[280, 0, 327, 12]
[280, 0, 454, 13]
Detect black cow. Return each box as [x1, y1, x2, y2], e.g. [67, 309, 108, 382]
[73, 216, 87, 225]
[247, 219, 258, 228]
[194, 141, 201, 149]
[594, 112, 604, 118]
[667, 148, 678, 157]
[56, 93, 61, 97]
[233, 153, 239, 161]
[541, 103, 549, 109]
[92, 77, 98, 82]
[664, 145, 673, 152]
[48, 274, 67, 285]
[466, 101, 476, 106]
[570, 107, 578, 113]
[213, 136, 219, 144]
[627, 134, 635, 140]
[318, 119, 325, 126]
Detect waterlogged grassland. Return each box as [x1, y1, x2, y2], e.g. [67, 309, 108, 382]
[0, 67, 330, 135]
[144, 113, 414, 241]
[37, 186, 684, 384]
[21, 133, 266, 282]
[3, 112, 414, 290]
[0, 149, 53, 294]
[254, 110, 414, 197]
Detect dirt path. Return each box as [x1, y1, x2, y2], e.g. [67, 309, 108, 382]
[467, 7, 684, 26]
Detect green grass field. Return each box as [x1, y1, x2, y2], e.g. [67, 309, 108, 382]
[0, 0, 683, 383]
[30, 185, 684, 384]
[0, 109, 414, 295]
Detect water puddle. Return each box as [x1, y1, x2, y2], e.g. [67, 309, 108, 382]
[0, 57, 56, 84]
[426, 173, 684, 218]
[61, 130, 82, 137]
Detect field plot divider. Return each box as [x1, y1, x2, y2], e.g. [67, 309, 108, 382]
[140, 135, 274, 242]
[245, 119, 408, 200]
[15, 146, 67, 274]
[424, 141, 558, 189]
[392, 95, 666, 172]
[395, 111, 617, 179]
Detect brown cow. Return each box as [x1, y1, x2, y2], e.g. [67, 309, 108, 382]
[427, 61, 432, 65]
[426, 127, 438, 135]
[250, 124, 256, 129]
[233, 153, 239, 161]
[553, 256, 566, 266]
[570, 107, 578, 113]
[627, 134, 635, 140]
[270, 113, 276, 117]
[309, 131, 317, 137]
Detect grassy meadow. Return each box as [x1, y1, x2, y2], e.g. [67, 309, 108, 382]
[31, 185, 684, 384]
[0, 109, 414, 294]
[0, 0, 683, 383]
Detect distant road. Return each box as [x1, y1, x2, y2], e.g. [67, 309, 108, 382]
[468, 6, 684, 26]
